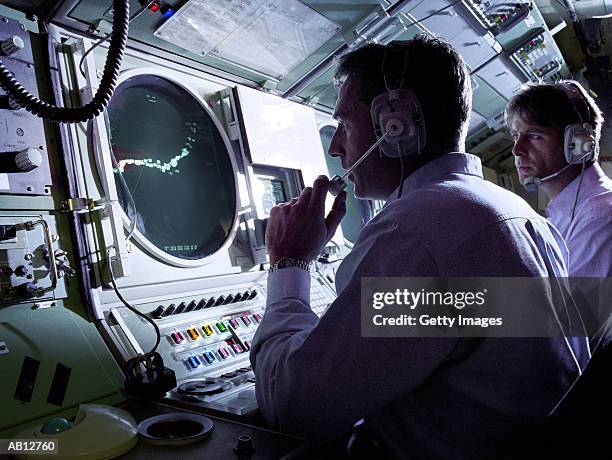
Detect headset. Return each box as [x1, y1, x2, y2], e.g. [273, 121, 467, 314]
[560, 82, 598, 164]
[523, 81, 598, 192]
[370, 44, 427, 158]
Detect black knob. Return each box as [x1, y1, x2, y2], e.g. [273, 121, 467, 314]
[233, 293, 243, 302]
[196, 299, 206, 310]
[175, 302, 187, 314]
[215, 296, 225, 306]
[205, 298, 215, 308]
[17, 282, 37, 298]
[248, 290, 258, 300]
[151, 305, 165, 318]
[0, 225, 17, 241]
[186, 300, 197, 312]
[224, 294, 234, 304]
[234, 435, 255, 456]
[14, 265, 28, 277]
[162, 304, 176, 316]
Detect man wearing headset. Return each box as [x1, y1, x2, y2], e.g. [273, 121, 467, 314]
[506, 81, 612, 277]
[250, 35, 588, 458]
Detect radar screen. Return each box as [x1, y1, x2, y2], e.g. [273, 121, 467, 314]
[107, 74, 237, 260]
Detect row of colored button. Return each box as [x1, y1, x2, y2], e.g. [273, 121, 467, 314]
[228, 315, 256, 329]
[186, 345, 241, 369]
[171, 322, 229, 344]
[170, 314, 263, 345]
[151, 290, 259, 318]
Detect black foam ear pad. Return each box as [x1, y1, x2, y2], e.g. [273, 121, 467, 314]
[371, 89, 426, 158]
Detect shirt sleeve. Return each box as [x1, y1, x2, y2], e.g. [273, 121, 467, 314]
[566, 213, 612, 277]
[249, 219, 458, 440]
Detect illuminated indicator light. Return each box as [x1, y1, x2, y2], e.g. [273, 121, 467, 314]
[229, 319, 239, 328]
[218, 347, 229, 359]
[202, 324, 214, 336]
[187, 328, 200, 340]
[241, 316, 252, 326]
[148, 2, 161, 12]
[216, 322, 227, 333]
[204, 351, 215, 363]
[171, 331, 184, 344]
[232, 343, 244, 354]
[187, 356, 200, 369]
[161, 6, 175, 18]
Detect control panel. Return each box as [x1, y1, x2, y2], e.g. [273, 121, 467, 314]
[0, 215, 70, 304]
[0, 15, 52, 196]
[107, 272, 336, 416]
[509, 30, 563, 81]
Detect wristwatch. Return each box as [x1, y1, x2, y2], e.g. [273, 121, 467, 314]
[269, 256, 312, 273]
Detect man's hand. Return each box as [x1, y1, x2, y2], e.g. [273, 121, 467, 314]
[266, 175, 347, 264]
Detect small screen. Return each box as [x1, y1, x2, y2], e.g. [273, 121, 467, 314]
[253, 164, 301, 218]
[107, 74, 236, 260]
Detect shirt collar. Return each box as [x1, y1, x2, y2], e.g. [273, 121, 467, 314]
[387, 152, 484, 202]
[546, 163, 608, 217]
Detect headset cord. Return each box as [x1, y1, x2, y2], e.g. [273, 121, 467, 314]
[570, 159, 587, 222]
[0, 0, 129, 123]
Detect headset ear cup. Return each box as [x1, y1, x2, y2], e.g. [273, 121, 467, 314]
[564, 123, 597, 164]
[370, 89, 426, 158]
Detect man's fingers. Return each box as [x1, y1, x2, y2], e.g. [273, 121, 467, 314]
[309, 175, 330, 214]
[325, 191, 347, 238]
[295, 187, 312, 207]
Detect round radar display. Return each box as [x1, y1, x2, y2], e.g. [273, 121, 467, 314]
[107, 73, 237, 262]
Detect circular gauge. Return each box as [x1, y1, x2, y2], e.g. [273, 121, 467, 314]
[107, 72, 237, 265]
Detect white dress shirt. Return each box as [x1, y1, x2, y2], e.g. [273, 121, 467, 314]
[546, 163, 612, 277]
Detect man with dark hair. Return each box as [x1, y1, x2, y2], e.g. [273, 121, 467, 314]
[506, 81, 612, 277]
[251, 35, 587, 458]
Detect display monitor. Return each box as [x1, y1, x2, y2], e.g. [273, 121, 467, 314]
[251, 164, 302, 217]
[107, 74, 237, 260]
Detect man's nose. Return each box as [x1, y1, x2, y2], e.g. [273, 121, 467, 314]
[512, 135, 527, 157]
[328, 129, 344, 158]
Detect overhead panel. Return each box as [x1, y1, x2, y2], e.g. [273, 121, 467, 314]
[408, 0, 499, 70]
[63, 0, 384, 93]
[471, 75, 507, 120]
[153, 0, 341, 80]
[475, 55, 526, 100]
[468, 111, 488, 135]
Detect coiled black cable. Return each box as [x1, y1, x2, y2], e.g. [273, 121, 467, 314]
[0, 0, 129, 123]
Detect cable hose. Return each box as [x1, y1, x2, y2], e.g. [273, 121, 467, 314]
[0, 0, 129, 123]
